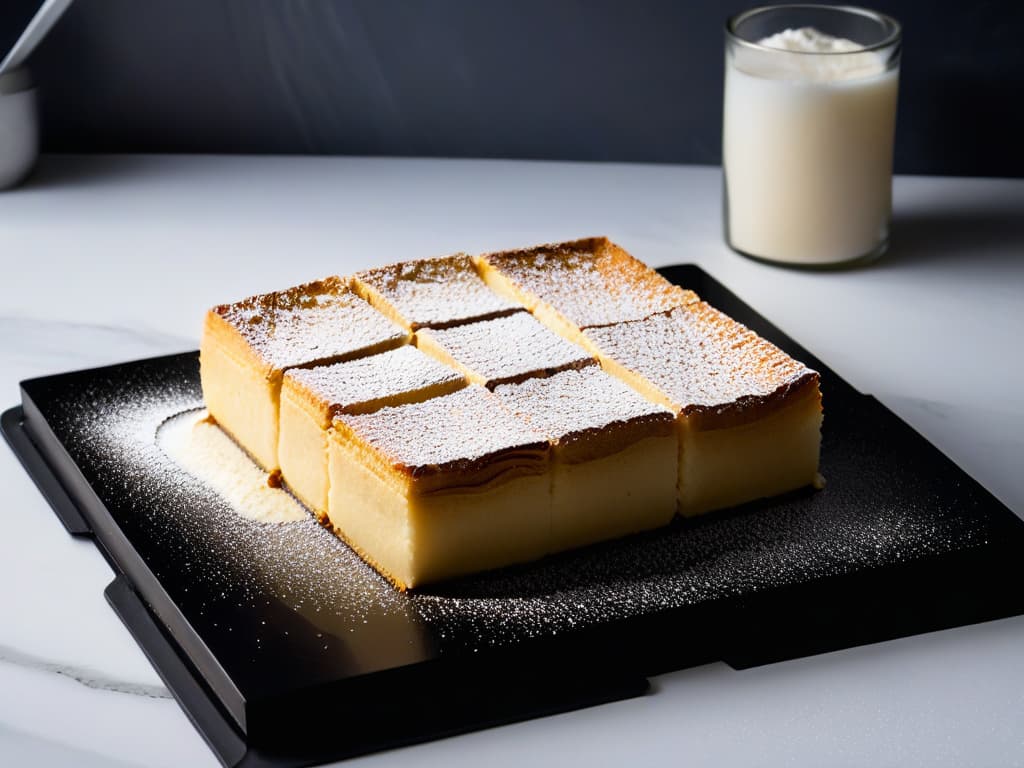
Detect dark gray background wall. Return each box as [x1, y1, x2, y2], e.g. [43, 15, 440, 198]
[3, 0, 1022, 176]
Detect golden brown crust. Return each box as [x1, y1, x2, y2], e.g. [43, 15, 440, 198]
[477, 236, 700, 330]
[685, 371, 821, 431]
[492, 367, 677, 464]
[584, 302, 821, 431]
[554, 418, 675, 463]
[209, 275, 410, 374]
[332, 386, 549, 495]
[202, 308, 276, 381]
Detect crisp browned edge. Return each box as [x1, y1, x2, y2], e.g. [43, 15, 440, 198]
[554, 409, 678, 464]
[478, 235, 612, 267]
[479, 356, 598, 390]
[330, 396, 551, 496]
[477, 235, 699, 329]
[202, 308, 277, 381]
[210, 274, 351, 328]
[683, 371, 822, 432]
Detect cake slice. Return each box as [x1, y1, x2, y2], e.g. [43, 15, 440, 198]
[328, 386, 551, 589]
[200, 276, 410, 471]
[279, 346, 467, 516]
[584, 302, 822, 516]
[415, 312, 596, 390]
[493, 368, 677, 551]
[475, 236, 699, 350]
[353, 253, 523, 331]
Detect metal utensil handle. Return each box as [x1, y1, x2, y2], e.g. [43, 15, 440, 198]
[0, 0, 75, 75]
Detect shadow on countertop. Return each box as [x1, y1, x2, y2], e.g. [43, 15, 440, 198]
[11, 154, 200, 192]
[885, 194, 1024, 270]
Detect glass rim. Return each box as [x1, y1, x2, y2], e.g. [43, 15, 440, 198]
[726, 4, 902, 55]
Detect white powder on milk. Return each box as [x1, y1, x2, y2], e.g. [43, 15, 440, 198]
[734, 27, 887, 81]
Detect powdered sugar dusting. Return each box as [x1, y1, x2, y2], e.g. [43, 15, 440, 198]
[585, 303, 817, 418]
[355, 253, 521, 330]
[214, 276, 408, 371]
[27, 351, 992, 662]
[492, 367, 675, 443]
[480, 237, 700, 329]
[417, 312, 596, 388]
[285, 346, 464, 416]
[158, 409, 307, 524]
[337, 385, 548, 475]
[52, 362, 413, 644]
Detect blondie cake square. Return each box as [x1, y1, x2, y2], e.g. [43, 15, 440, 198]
[494, 368, 677, 550]
[200, 277, 409, 471]
[328, 386, 551, 589]
[279, 346, 466, 515]
[584, 303, 822, 515]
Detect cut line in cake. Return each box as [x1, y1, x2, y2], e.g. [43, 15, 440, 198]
[198, 238, 823, 588]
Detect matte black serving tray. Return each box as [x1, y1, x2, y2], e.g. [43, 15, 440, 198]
[5, 265, 1024, 768]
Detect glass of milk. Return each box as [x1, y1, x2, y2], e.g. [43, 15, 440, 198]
[723, 5, 901, 267]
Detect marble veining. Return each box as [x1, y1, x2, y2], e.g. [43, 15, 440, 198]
[1, 317, 191, 383]
[0, 643, 170, 699]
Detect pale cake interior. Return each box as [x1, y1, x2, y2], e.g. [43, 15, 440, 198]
[278, 346, 466, 515]
[679, 388, 823, 516]
[327, 445, 550, 590]
[328, 387, 550, 589]
[200, 326, 282, 471]
[199, 277, 409, 471]
[493, 368, 678, 550]
[583, 303, 823, 515]
[552, 438, 677, 549]
[277, 392, 331, 515]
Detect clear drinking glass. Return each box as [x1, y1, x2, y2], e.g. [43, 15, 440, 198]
[723, 5, 901, 267]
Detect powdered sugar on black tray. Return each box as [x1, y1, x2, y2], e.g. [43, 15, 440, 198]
[36, 353, 990, 660]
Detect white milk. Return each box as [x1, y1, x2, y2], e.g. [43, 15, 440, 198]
[723, 27, 899, 265]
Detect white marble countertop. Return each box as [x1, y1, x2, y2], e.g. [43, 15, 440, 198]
[1, 155, 1022, 767]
